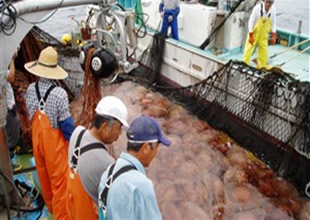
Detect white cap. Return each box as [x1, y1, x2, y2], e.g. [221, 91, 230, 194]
[95, 96, 129, 127]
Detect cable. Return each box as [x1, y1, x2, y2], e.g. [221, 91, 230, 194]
[0, 0, 64, 35]
[18, 0, 64, 25]
[0, 2, 17, 36]
[135, 12, 148, 39]
[36, 209, 42, 220]
[116, 3, 125, 12]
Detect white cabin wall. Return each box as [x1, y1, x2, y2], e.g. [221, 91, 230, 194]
[222, 11, 247, 50]
[141, 0, 217, 47]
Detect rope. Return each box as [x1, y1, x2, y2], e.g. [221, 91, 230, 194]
[75, 47, 101, 128]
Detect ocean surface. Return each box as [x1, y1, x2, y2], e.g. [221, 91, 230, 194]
[38, 0, 310, 41]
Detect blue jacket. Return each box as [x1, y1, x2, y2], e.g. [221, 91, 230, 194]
[98, 152, 162, 220]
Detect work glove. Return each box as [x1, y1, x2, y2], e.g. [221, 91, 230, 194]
[271, 32, 276, 45]
[249, 32, 254, 45]
[168, 15, 173, 22]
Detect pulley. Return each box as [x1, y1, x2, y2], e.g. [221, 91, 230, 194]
[90, 47, 118, 78]
[79, 42, 95, 70]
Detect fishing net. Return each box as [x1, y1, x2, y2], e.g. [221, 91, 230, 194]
[16, 25, 310, 197]
[129, 59, 310, 195]
[135, 24, 166, 86]
[74, 47, 101, 128]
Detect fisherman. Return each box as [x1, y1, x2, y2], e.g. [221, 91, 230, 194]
[6, 51, 32, 155]
[66, 96, 128, 220]
[98, 115, 171, 220]
[5, 52, 23, 171]
[25, 46, 74, 220]
[159, 0, 180, 40]
[6, 52, 19, 151]
[243, 0, 276, 68]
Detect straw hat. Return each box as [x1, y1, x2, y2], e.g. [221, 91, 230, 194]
[24, 46, 68, 80]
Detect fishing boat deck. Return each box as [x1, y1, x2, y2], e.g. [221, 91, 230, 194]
[11, 154, 52, 220]
[214, 44, 310, 81]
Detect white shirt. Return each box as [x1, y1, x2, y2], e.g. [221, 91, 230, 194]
[6, 71, 15, 110]
[248, 2, 276, 33]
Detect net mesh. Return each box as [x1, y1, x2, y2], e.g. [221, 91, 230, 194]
[18, 26, 310, 196]
[136, 28, 166, 86]
[128, 59, 310, 194]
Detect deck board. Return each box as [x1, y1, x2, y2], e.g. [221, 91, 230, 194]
[218, 44, 310, 81]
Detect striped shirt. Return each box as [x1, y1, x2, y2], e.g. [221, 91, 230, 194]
[25, 78, 71, 129]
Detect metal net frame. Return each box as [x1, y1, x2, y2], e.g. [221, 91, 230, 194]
[22, 26, 310, 196]
[128, 59, 310, 195]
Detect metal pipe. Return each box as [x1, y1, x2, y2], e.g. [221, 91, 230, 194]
[111, 10, 127, 63]
[297, 20, 302, 35]
[2, 0, 102, 26]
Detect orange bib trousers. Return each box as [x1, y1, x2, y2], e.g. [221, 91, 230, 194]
[32, 110, 68, 220]
[66, 169, 98, 220]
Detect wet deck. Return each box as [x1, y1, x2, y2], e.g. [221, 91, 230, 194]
[217, 44, 310, 82]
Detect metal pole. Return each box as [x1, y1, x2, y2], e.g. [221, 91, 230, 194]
[1, 0, 103, 26]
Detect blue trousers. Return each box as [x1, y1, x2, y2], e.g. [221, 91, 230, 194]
[160, 13, 179, 40]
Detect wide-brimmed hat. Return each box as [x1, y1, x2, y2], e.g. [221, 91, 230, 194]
[24, 46, 68, 80]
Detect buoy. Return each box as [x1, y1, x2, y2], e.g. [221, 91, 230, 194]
[61, 34, 72, 45]
[266, 64, 273, 70]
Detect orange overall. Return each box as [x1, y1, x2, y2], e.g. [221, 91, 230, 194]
[32, 90, 69, 220]
[66, 129, 98, 220]
[66, 170, 98, 220]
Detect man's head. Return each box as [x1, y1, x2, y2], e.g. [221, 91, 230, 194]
[126, 115, 171, 167]
[91, 96, 128, 144]
[24, 46, 68, 80]
[264, 0, 274, 12]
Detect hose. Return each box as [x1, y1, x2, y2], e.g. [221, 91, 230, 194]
[0, 2, 17, 36]
[135, 12, 148, 38]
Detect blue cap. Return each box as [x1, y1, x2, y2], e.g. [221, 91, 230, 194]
[128, 115, 171, 147]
